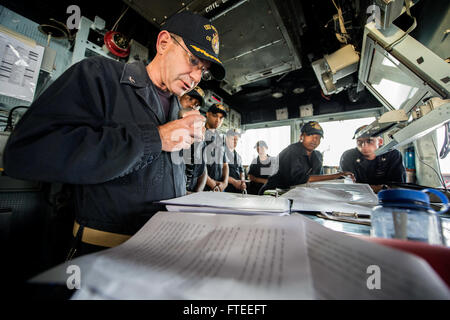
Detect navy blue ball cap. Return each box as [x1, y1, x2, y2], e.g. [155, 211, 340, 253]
[186, 86, 205, 107]
[207, 103, 227, 117]
[353, 125, 370, 139]
[301, 121, 324, 137]
[161, 11, 225, 81]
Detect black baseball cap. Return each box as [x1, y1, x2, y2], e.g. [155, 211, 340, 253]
[353, 125, 369, 139]
[254, 140, 268, 149]
[186, 86, 205, 107]
[208, 103, 227, 117]
[162, 11, 225, 81]
[301, 121, 324, 137]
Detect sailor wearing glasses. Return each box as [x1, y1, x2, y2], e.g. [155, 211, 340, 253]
[340, 125, 406, 193]
[3, 12, 225, 257]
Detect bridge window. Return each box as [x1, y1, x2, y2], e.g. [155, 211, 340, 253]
[315, 117, 376, 168]
[237, 125, 291, 166]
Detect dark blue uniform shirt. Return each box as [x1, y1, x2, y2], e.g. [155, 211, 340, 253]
[259, 142, 323, 194]
[224, 147, 244, 193]
[248, 155, 276, 194]
[184, 141, 206, 192]
[340, 148, 406, 185]
[225, 147, 243, 180]
[203, 129, 227, 188]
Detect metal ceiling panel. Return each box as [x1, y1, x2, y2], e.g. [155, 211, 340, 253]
[123, 0, 302, 93]
[121, 0, 221, 27]
[212, 0, 301, 92]
[121, 0, 186, 26]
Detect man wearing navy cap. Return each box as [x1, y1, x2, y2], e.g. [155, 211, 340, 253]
[224, 129, 246, 193]
[179, 86, 205, 111]
[3, 11, 225, 258]
[161, 11, 226, 84]
[202, 103, 229, 191]
[340, 125, 406, 192]
[259, 121, 354, 194]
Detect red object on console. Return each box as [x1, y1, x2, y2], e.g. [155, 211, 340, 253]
[104, 31, 130, 58]
[357, 235, 450, 288]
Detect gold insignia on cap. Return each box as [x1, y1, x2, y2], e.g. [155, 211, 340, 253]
[190, 45, 222, 64]
[194, 86, 205, 98]
[212, 32, 220, 55]
[217, 104, 225, 110]
[311, 122, 322, 130]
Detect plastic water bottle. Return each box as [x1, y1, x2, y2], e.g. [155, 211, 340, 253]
[371, 188, 448, 245]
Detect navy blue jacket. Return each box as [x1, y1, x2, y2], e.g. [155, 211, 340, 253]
[3, 57, 186, 234]
[340, 148, 406, 185]
[203, 129, 227, 185]
[184, 141, 206, 192]
[224, 147, 244, 193]
[225, 147, 244, 180]
[259, 142, 323, 194]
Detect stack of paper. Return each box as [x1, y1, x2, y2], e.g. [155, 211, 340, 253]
[32, 211, 449, 299]
[282, 182, 378, 215]
[304, 182, 378, 203]
[160, 191, 291, 216]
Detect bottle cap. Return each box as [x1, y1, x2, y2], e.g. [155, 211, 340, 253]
[378, 189, 430, 210]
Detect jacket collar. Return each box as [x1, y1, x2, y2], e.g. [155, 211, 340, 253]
[120, 61, 151, 88]
[295, 142, 309, 156]
[296, 142, 321, 160]
[120, 61, 180, 124]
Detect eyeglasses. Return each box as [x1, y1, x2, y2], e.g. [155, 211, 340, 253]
[170, 34, 212, 81]
[357, 138, 376, 147]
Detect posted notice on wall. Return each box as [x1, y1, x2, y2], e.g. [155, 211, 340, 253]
[0, 28, 44, 102]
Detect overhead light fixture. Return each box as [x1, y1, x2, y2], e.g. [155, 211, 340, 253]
[293, 87, 305, 94]
[272, 91, 283, 98]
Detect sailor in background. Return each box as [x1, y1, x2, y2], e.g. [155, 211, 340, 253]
[180, 86, 208, 193]
[259, 121, 354, 194]
[179, 86, 205, 112]
[340, 125, 406, 193]
[247, 140, 276, 195]
[204, 103, 229, 191]
[224, 129, 246, 193]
